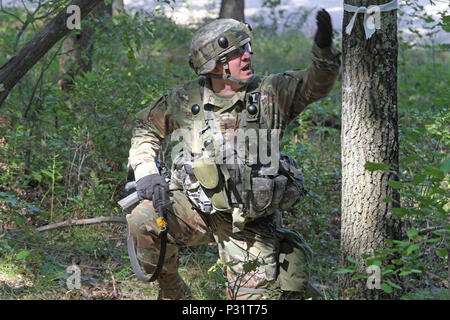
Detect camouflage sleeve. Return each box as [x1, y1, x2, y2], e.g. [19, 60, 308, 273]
[290, 42, 341, 116]
[128, 95, 174, 181]
[261, 42, 341, 127]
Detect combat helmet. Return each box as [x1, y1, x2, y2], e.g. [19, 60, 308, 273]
[189, 19, 254, 85]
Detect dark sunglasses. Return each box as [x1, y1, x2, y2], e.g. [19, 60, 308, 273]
[226, 42, 253, 60]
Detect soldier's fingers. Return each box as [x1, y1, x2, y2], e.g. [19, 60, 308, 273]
[316, 16, 330, 30]
[320, 8, 330, 18]
[317, 9, 330, 22]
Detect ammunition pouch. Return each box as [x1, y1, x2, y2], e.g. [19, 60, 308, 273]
[279, 154, 306, 210]
[247, 175, 287, 219]
[170, 153, 306, 218]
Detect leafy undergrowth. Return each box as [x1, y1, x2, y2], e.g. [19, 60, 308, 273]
[0, 223, 225, 300]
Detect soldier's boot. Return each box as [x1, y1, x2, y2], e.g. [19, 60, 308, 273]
[157, 272, 193, 300]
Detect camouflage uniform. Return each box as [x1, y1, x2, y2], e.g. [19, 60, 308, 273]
[127, 29, 341, 299]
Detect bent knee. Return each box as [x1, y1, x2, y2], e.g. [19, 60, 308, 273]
[126, 200, 158, 236]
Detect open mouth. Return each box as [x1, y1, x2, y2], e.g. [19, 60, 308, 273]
[242, 65, 251, 71]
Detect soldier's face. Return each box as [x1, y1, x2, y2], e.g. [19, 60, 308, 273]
[213, 44, 253, 82]
[226, 46, 253, 80]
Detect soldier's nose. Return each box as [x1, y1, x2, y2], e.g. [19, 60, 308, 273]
[241, 50, 251, 60]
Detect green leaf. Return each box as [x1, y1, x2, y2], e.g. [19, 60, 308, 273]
[16, 249, 30, 260]
[334, 268, 355, 274]
[388, 180, 404, 189]
[392, 259, 403, 265]
[0, 242, 12, 252]
[399, 270, 412, 276]
[365, 162, 390, 172]
[406, 244, 420, 256]
[412, 173, 426, 185]
[366, 258, 382, 266]
[31, 172, 42, 183]
[41, 169, 53, 178]
[424, 167, 444, 180]
[442, 15, 450, 32]
[392, 207, 408, 218]
[439, 158, 450, 174]
[346, 256, 360, 265]
[436, 248, 447, 257]
[386, 279, 402, 290]
[406, 228, 419, 240]
[381, 283, 393, 294]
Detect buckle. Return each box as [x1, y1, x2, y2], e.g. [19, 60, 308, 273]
[203, 200, 212, 214]
[156, 217, 167, 232]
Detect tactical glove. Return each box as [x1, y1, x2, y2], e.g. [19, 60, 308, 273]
[314, 9, 333, 49]
[136, 174, 169, 202]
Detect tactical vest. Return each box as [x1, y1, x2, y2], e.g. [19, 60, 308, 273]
[169, 76, 306, 222]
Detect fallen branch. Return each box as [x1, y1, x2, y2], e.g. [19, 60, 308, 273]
[36, 216, 126, 232]
[402, 225, 447, 240]
[418, 226, 446, 236]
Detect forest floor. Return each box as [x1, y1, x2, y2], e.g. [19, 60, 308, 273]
[0, 191, 346, 301]
[0, 221, 228, 300]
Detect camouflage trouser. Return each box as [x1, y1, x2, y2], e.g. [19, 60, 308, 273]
[126, 190, 311, 300]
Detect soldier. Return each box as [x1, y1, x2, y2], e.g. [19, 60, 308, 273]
[126, 9, 340, 300]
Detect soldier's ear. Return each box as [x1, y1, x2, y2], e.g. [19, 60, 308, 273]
[210, 62, 223, 75]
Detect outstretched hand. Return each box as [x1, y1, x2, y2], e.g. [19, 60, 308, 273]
[314, 9, 333, 49]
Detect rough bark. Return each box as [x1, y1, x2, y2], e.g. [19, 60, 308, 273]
[340, 0, 402, 299]
[219, 0, 245, 22]
[0, 0, 104, 107]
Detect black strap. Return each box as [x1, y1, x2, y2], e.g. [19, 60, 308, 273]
[127, 186, 169, 282]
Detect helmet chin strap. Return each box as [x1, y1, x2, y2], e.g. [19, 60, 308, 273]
[209, 56, 254, 86]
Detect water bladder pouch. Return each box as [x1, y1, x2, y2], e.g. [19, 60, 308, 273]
[193, 158, 230, 211]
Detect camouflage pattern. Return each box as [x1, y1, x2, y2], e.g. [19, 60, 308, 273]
[127, 41, 341, 299]
[189, 19, 252, 75]
[129, 42, 340, 182]
[126, 192, 312, 299]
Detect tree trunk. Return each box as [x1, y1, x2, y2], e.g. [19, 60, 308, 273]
[340, 0, 402, 299]
[58, 2, 112, 92]
[0, 0, 104, 107]
[219, 0, 245, 22]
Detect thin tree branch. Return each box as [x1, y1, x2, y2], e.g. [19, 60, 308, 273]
[36, 216, 127, 232]
[0, 0, 104, 107]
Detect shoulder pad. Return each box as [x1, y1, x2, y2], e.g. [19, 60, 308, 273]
[246, 75, 264, 92]
[135, 95, 167, 122]
[167, 77, 204, 107]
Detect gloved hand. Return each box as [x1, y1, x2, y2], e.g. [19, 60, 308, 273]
[136, 174, 169, 202]
[314, 9, 333, 49]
